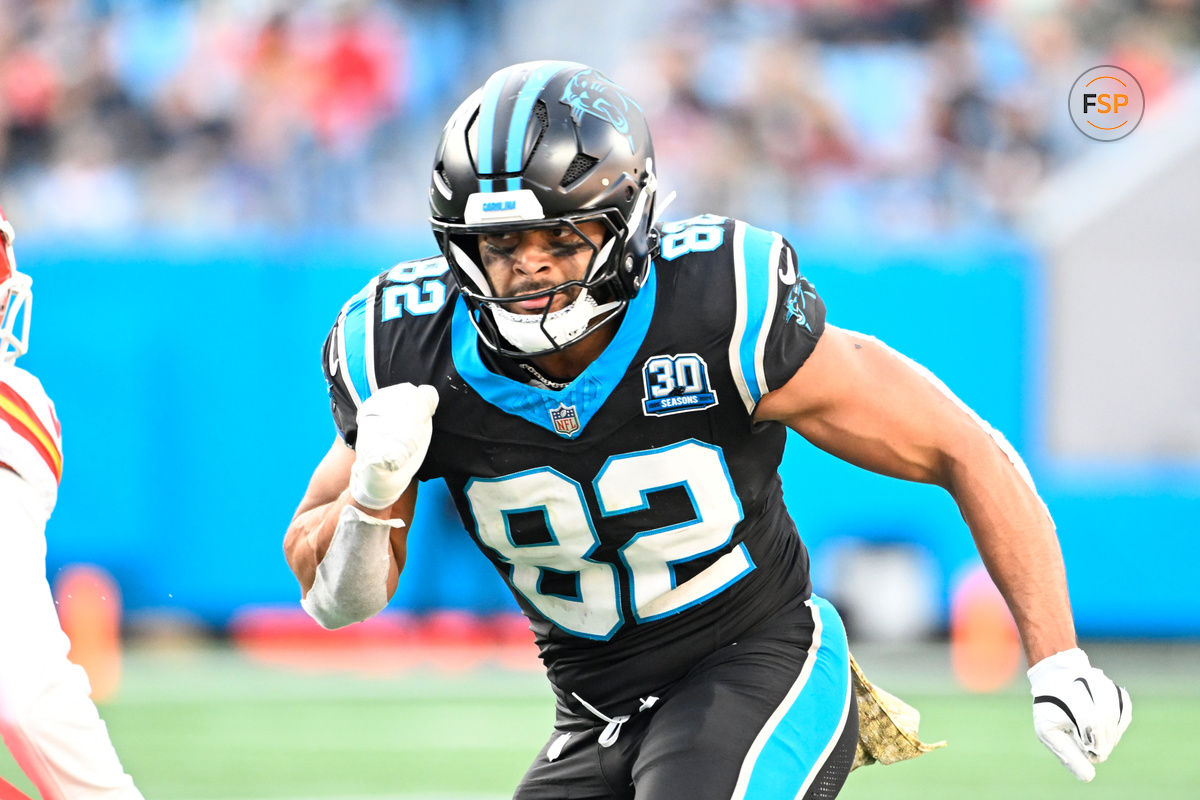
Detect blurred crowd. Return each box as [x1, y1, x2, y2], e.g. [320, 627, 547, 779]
[0, 0, 1196, 236]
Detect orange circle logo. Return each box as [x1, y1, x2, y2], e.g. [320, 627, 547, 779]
[1069, 66, 1145, 141]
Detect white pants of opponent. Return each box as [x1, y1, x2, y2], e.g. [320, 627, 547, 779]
[0, 468, 143, 799]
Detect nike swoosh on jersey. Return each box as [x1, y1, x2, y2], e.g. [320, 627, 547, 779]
[778, 249, 797, 285]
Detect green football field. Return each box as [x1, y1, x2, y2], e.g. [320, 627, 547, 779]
[3, 640, 1197, 799]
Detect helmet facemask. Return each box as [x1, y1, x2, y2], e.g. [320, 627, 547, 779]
[0, 214, 32, 364]
[438, 210, 629, 358]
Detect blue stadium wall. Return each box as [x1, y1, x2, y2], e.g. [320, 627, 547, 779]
[19, 230, 1199, 637]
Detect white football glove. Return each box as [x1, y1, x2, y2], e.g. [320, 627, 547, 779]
[1028, 647, 1131, 781]
[349, 383, 439, 510]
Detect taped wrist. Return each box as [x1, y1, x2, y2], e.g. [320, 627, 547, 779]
[301, 504, 404, 629]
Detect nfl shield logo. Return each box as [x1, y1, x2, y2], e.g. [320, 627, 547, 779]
[549, 403, 580, 437]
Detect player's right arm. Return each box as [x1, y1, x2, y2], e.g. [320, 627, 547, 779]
[282, 437, 416, 601]
[283, 381, 437, 629]
[284, 290, 439, 629]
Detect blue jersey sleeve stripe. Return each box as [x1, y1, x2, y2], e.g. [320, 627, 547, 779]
[751, 234, 782, 400]
[341, 287, 373, 406]
[727, 224, 752, 412]
[733, 595, 853, 800]
[729, 223, 782, 413]
[363, 278, 380, 396]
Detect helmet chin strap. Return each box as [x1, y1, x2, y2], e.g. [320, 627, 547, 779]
[489, 290, 621, 354]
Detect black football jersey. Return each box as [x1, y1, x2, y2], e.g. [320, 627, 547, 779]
[322, 215, 826, 712]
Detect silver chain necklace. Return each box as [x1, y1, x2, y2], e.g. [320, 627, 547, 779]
[518, 361, 571, 391]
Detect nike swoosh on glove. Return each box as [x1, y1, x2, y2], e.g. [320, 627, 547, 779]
[349, 383, 439, 510]
[1028, 647, 1131, 781]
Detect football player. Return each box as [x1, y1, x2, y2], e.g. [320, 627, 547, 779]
[285, 61, 1131, 798]
[0, 205, 144, 799]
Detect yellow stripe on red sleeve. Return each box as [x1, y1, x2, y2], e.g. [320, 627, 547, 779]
[0, 383, 63, 483]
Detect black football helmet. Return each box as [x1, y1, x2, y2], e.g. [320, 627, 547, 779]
[429, 60, 658, 357]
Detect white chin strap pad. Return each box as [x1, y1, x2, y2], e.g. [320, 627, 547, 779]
[490, 290, 618, 354]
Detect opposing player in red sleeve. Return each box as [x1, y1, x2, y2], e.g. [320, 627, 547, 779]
[0, 204, 143, 799]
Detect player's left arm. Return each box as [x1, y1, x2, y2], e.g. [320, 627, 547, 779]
[754, 324, 1130, 780]
[756, 325, 1071, 659]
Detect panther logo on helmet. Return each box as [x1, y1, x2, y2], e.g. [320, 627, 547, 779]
[560, 70, 642, 154]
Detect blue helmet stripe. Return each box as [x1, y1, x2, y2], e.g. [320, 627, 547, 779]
[476, 68, 510, 192]
[503, 61, 571, 191]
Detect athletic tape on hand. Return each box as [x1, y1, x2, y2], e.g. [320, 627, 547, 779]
[349, 383, 439, 509]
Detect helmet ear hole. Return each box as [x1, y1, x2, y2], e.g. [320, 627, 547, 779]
[624, 186, 634, 201]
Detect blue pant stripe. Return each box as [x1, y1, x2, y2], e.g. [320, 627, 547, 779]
[738, 595, 851, 800]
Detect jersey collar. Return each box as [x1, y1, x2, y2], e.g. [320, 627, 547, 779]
[451, 265, 657, 438]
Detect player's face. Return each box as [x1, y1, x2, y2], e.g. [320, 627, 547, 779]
[477, 221, 606, 314]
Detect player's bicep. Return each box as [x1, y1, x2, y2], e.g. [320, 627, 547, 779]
[754, 326, 974, 484]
